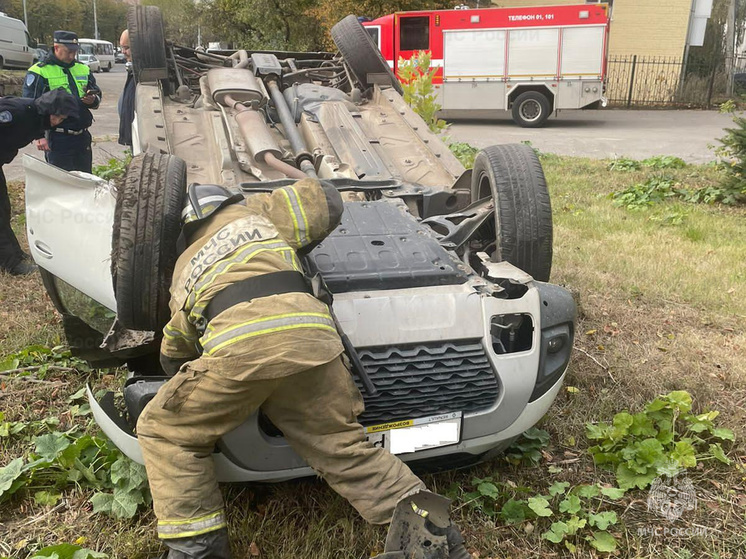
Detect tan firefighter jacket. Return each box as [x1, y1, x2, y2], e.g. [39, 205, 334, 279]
[161, 178, 345, 379]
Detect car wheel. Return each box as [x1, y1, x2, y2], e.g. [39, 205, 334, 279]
[104, 62, 111, 72]
[0, 56, 4, 70]
[112, 152, 187, 331]
[511, 91, 551, 128]
[470, 144, 553, 282]
[331, 14, 403, 95]
[127, 5, 169, 86]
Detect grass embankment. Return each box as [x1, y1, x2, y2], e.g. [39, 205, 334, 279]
[1, 157, 745, 558]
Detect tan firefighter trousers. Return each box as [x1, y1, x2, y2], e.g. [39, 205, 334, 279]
[137, 355, 425, 539]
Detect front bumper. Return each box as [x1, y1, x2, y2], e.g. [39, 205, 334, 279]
[88, 265, 575, 482]
[87, 370, 565, 482]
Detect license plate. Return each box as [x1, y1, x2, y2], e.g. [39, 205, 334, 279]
[364, 412, 462, 455]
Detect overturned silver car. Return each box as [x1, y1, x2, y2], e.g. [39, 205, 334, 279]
[25, 7, 575, 481]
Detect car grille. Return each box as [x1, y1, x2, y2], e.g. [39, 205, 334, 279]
[355, 339, 499, 425]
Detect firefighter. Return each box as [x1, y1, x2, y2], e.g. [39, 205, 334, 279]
[0, 89, 78, 275]
[23, 30, 101, 173]
[137, 179, 469, 558]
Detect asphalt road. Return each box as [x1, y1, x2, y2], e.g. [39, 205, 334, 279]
[448, 109, 731, 164]
[3, 68, 733, 181]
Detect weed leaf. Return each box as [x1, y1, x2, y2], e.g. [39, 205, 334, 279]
[527, 496, 553, 517]
[587, 530, 617, 552]
[35, 433, 71, 461]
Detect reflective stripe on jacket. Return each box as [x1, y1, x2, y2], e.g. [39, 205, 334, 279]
[27, 62, 90, 97]
[161, 179, 345, 379]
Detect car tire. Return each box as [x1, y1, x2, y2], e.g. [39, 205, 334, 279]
[104, 62, 111, 73]
[511, 91, 551, 128]
[470, 144, 553, 282]
[127, 5, 169, 85]
[112, 152, 186, 332]
[331, 14, 403, 95]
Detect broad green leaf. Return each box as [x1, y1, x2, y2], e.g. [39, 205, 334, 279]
[574, 484, 600, 498]
[109, 488, 144, 518]
[616, 463, 657, 490]
[477, 482, 500, 500]
[564, 541, 577, 553]
[670, 440, 697, 469]
[585, 422, 609, 440]
[565, 515, 587, 534]
[90, 492, 113, 515]
[548, 481, 570, 496]
[633, 438, 665, 465]
[629, 412, 657, 437]
[612, 412, 633, 432]
[110, 457, 148, 491]
[542, 521, 568, 543]
[600, 486, 626, 500]
[709, 443, 731, 465]
[35, 433, 71, 461]
[67, 387, 87, 403]
[34, 490, 62, 507]
[664, 391, 692, 413]
[500, 498, 527, 524]
[588, 511, 618, 530]
[711, 427, 735, 442]
[559, 495, 581, 514]
[0, 458, 25, 497]
[521, 427, 550, 445]
[587, 530, 617, 552]
[527, 496, 553, 517]
[589, 450, 619, 466]
[644, 398, 667, 413]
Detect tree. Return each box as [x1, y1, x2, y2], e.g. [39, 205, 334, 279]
[687, 0, 746, 74]
[310, 0, 453, 49]
[1, 0, 127, 45]
[198, 0, 322, 50]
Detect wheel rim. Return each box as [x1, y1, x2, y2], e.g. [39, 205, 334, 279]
[519, 99, 542, 123]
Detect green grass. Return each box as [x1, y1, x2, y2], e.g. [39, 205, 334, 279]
[1, 163, 745, 559]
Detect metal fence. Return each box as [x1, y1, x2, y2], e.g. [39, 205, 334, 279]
[606, 55, 728, 108]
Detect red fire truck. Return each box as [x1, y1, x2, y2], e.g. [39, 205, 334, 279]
[362, 4, 610, 127]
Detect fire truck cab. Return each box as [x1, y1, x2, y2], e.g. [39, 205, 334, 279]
[363, 4, 610, 127]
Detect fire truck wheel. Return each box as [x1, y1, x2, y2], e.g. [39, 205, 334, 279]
[112, 152, 187, 332]
[511, 91, 552, 128]
[331, 15, 404, 96]
[127, 5, 169, 86]
[470, 144, 553, 281]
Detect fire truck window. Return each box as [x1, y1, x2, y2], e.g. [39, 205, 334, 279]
[400, 17, 429, 51]
[366, 27, 380, 48]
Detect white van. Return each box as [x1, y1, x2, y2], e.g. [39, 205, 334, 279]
[0, 13, 34, 69]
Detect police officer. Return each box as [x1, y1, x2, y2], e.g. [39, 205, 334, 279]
[23, 30, 101, 173]
[0, 89, 78, 275]
[137, 179, 469, 559]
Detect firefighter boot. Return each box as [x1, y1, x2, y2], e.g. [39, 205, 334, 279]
[162, 528, 232, 559]
[382, 490, 469, 559]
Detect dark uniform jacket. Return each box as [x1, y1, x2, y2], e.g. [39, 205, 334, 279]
[23, 52, 101, 131]
[0, 97, 48, 164]
[118, 67, 136, 147]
